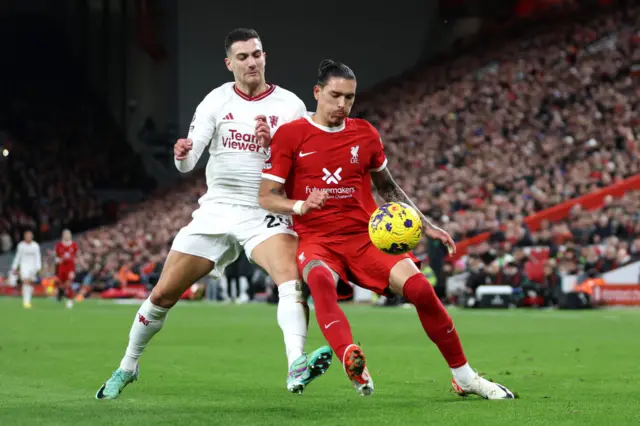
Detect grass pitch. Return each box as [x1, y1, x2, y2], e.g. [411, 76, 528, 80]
[1, 298, 639, 425]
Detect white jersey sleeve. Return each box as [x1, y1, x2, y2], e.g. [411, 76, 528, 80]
[35, 242, 42, 271]
[292, 97, 308, 121]
[175, 89, 221, 173]
[11, 242, 23, 271]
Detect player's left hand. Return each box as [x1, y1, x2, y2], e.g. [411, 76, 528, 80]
[302, 190, 328, 214]
[424, 225, 456, 255]
[255, 115, 271, 148]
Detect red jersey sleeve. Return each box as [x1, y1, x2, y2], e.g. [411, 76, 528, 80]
[365, 122, 388, 172]
[262, 125, 296, 184]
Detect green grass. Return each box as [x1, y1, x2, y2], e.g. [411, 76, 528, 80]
[1, 299, 640, 426]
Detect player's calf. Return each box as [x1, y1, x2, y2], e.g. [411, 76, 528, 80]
[392, 266, 515, 400]
[95, 251, 213, 399]
[305, 265, 354, 361]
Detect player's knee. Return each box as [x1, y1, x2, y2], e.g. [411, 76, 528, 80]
[388, 279, 406, 297]
[269, 260, 299, 285]
[302, 260, 332, 282]
[149, 282, 182, 308]
[149, 288, 178, 309]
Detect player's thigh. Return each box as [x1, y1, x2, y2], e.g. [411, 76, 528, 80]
[171, 207, 244, 278]
[387, 257, 422, 296]
[57, 269, 73, 284]
[157, 212, 242, 307]
[20, 271, 36, 285]
[237, 208, 299, 285]
[250, 233, 299, 284]
[346, 236, 416, 296]
[151, 250, 215, 307]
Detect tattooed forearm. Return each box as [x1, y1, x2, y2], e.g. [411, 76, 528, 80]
[259, 179, 298, 215]
[371, 168, 437, 230]
[377, 185, 405, 204]
[270, 187, 287, 198]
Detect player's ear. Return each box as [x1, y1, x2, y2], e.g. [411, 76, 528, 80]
[313, 85, 321, 101]
[224, 57, 232, 72]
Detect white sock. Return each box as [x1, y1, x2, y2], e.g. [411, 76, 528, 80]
[220, 276, 229, 300]
[239, 276, 249, 298]
[22, 284, 33, 304]
[120, 298, 169, 372]
[277, 280, 308, 368]
[451, 362, 476, 386]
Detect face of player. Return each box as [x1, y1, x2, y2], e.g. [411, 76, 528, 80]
[24, 231, 33, 243]
[225, 38, 266, 89]
[62, 230, 72, 242]
[314, 77, 356, 127]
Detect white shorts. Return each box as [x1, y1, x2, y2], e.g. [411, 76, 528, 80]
[19, 268, 38, 282]
[171, 203, 297, 278]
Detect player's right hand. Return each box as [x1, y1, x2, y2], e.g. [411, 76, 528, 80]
[302, 190, 328, 214]
[174, 138, 193, 160]
[254, 115, 271, 148]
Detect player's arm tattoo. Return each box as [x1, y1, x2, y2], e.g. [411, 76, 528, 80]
[258, 179, 298, 215]
[370, 168, 438, 230]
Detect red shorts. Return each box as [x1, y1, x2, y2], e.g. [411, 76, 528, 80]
[297, 233, 420, 297]
[57, 266, 76, 283]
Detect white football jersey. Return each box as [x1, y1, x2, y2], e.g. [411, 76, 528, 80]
[176, 82, 307, 208]
[11, 241, 42, 273]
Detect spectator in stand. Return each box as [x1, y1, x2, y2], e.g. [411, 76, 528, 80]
[355, 6, 639, 245]
[0, 226, 12, 253]
[24, 3, 640, 303]
[540, 260, 563, 306]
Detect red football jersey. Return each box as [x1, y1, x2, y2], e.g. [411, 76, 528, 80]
[56, 241, 78, 268]
[262, 116, 387, 237]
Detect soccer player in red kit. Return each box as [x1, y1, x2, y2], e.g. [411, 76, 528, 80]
[259, 60, 514, 399]
[55, 229, 78, 308]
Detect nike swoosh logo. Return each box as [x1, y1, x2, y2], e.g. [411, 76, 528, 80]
[299, 151, 317, 158]
[447, 325, 455, 334]
[324, 320, 340, 329]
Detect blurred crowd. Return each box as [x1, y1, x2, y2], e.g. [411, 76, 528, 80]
[0, 84, 154, 253]
[356, 6, 640, 242]
[39, 177, 204, 291]
[451, 191, 640, 307]
[0, 14, 154, 253]
[4, 3, 639, 301]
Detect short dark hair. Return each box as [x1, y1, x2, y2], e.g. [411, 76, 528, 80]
[224, 28, 261, 54]
[317, 59, 356, 87]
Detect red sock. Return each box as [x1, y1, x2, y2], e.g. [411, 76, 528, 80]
[307, 267, 353, 362]
[65, 286, 75, 299]
[403, 273, 467, 368]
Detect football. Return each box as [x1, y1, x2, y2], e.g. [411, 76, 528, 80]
[369, 202, 423, 255]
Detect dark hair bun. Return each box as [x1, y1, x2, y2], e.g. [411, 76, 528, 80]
[318, 59, 335, 72]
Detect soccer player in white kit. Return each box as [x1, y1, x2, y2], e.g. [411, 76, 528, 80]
[96, 28, 332, 400]
[10, 230, 42, 309]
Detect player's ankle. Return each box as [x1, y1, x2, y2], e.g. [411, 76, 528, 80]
[451, 362, 475, 386]
[119, 357, 138, 373]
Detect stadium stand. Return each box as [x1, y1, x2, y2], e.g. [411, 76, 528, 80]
[355, 7, 639, 245]
[0, 14, 155, 251]
[1, 3, 638, 304]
